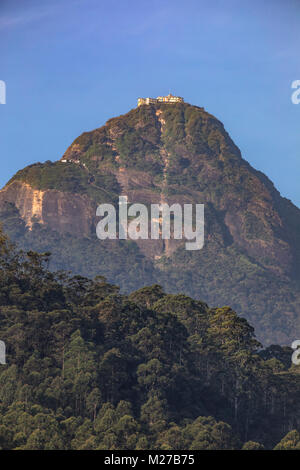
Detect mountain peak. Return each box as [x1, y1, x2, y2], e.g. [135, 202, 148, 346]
[1, 102, 300, 344]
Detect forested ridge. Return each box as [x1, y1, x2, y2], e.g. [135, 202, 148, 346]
[0, 229, 300, 450]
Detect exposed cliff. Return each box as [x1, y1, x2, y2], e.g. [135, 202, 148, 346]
[0, 180, 96, 237]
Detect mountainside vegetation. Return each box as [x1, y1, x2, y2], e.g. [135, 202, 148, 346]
[1, 102, 300, 345]
[0, 229, 300, 450]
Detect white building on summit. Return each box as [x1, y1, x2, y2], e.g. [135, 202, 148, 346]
[137, 93, 184, 106]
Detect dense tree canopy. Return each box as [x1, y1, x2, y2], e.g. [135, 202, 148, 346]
[0, 230, 299, 450]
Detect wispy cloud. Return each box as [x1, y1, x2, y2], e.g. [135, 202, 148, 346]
[0, 0, 88, 32]
[0, 9, 51, 31]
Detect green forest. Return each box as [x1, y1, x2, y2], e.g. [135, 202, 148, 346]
[0, 228, 300, 450]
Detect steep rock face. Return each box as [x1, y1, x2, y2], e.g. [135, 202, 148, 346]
[0, 182, 45, 229]
[1, 102, 300, 344]
[0, 180, 96, 237]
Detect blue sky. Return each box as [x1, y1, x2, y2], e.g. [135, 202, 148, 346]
[1, 0, 300, 205]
